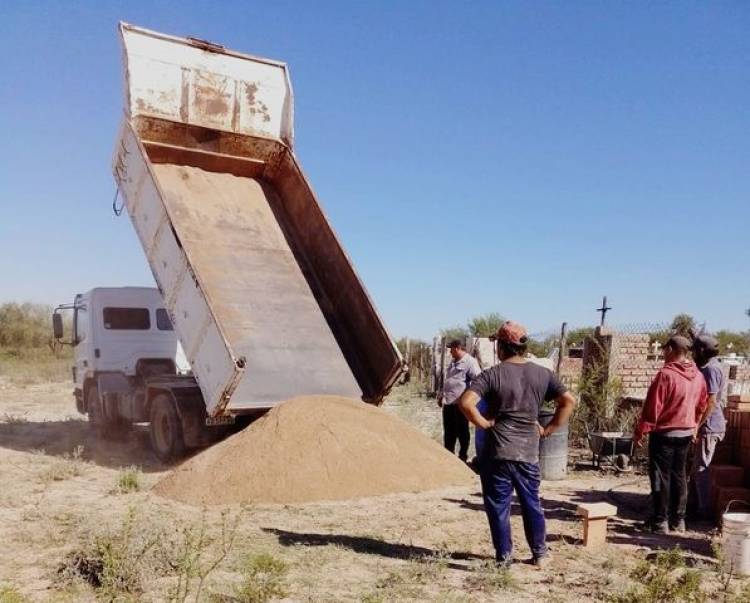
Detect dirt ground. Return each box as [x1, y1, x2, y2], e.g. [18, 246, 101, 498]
[0, 377, 743, 602]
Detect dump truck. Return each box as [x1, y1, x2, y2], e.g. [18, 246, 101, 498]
[53, 23, 405, 460]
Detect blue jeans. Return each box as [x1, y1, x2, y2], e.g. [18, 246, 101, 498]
[480, 460, 547, 561]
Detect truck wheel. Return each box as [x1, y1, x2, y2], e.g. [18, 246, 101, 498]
[87, 385, 128, 439]
[149, 394, 186, 462]
[87, 385, 107, 437]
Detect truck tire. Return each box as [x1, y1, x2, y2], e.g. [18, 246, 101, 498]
[149, 394, 186, 462]
[87, 385, 129, 439]
[87, 385, 108, 437]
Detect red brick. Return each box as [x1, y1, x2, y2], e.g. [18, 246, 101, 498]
[713, 445, 733, 466]
[714, 487, 750, 518]
[710, 465, 745, 488]
[738, 447, 750, 471]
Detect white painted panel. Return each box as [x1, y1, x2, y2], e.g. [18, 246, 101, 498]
[127, 55, 182, 121]
[121, 23, 293, 145]
[150, 225, 187, 304]
[114, 125, 147, 210]
[131, 178, 165, 255]
[171, 273, 208, 362]
[192, 323, 236, 415]
[189, 69, 233, 131]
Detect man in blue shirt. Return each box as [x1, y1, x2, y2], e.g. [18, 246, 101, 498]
[690, 334, 727, 520]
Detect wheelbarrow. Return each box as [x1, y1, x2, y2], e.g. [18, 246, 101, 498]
[586, 425, 635, 471]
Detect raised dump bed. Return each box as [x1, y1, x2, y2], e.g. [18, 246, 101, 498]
[113, 23, 404, 416]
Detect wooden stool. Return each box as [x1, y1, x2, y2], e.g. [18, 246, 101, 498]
[576, 502, 617, 549]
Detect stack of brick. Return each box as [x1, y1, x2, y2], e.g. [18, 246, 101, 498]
[710, 409, 750, 519]
[710, 464, 750, 517]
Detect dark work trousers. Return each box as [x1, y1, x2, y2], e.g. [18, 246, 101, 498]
[649, 433, 693, 525]
[689, 432, 723, 517]
[442, 404, 470, 461]
[480, 460, 547, 562]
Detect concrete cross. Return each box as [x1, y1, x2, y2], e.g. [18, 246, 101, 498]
[597, 296, 612, 326]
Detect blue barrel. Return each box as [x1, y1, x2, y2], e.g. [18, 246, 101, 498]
[538, 410, 568, 480]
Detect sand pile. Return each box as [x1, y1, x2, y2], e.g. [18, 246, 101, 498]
[154, 396, 474, 505]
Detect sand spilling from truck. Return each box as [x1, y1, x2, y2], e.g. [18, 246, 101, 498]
[154, 396, 475, 505]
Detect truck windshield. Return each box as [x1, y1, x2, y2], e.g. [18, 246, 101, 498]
[156, 308, 174, 331]
[103, 307, 150, 330]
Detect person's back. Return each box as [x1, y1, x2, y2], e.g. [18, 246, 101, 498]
[474, 362, 564, 463]
[634, 335, 708, 534]
[635, 359, 707, 439]
[458, 321, 576, 566]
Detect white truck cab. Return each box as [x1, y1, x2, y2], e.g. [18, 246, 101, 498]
[69, 287, 186, 398]
[53, 287, 201, 460]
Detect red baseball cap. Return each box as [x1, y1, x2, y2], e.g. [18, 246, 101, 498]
[495, 321, 528, 345]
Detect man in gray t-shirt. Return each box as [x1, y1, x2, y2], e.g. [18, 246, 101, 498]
[458, 321, 576, 567]
[690, 334, 727, 519]
[439, 339, 481, 461]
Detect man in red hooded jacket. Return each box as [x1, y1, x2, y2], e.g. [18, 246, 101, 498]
[634, 335, 708, 533]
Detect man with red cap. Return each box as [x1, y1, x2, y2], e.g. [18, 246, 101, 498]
[458, 320, 576, 567]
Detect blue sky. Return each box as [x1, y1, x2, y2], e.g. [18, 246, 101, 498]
[0, 1, 748, 339]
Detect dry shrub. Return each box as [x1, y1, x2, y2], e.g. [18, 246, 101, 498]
[58, 507, 166, 599]
[114, 466, 142, 494]
[0, 584, 30, 603]
[39, 446, 86, 483]
[608, 549, 706, 603]
[463, 560, 517, 594]
[225, 553, 288, 603]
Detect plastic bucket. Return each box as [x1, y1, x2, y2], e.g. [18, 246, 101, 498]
[722, 512, 750, 576]
[538, 410, 568, 480]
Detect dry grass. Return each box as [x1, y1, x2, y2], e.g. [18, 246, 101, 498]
[38, 446, 86, 484]
[113, 466, 142, 494]
[0, 584, 30, 603]
[0, 348, 72, 386]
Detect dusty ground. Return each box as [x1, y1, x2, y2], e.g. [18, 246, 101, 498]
[0, 376, 744, 602]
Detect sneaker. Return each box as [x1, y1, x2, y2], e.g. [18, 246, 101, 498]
[670, 519, 686, 533]
[495, 555, 513, 568]
[652, 521, 669, 534]
[531, 554, 551, 569]
[643, 519, 669, 534]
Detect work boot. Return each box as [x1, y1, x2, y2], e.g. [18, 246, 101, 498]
[643, 518, 668, 534]
[670, 519, 686, 533]
[651, 521, 669, 534]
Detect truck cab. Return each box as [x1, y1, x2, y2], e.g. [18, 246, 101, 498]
[53, 287, 197, 458]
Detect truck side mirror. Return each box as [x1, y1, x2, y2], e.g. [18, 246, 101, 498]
[52, 313, 64, 340]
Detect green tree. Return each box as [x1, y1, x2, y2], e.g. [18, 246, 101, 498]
[0, 302, 54, 349]
[715, 330, 750, 356]
[467, 312, 505, 337]
[527, 335, 558, 358]
[670, 313, 696, 337]
[440, 325, 470, 342]
[566, 327, 595, 348]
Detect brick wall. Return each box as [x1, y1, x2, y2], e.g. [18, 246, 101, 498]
[556, 330, 750, 400]
[609, 333, 659, 399]
[559, 357, 582, 389]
